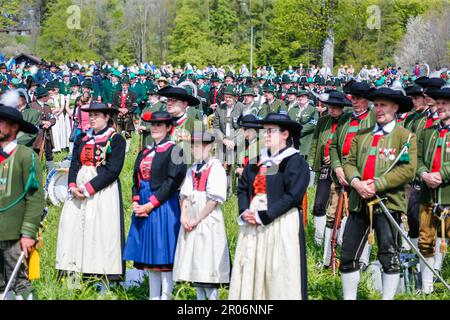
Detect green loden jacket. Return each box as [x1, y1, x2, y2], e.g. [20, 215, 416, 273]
[330, 110, 376, 171]
[343, 125, 417, 213]
[0, 145, 44, 240]
[411, 109, 440, 137]
[257, 98, 287, 118]
[416, 126, 450, 205]
[18, 106, 40, 147]
[308, 114, 341, 171]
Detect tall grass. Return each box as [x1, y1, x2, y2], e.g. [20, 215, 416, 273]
[32, 134, 450, 300]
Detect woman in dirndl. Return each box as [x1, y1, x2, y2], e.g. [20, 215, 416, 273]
[55, 102, 126, 287]
[173, 131, 230, 300]
[229, 112, 310, 300]
[123, 111, 187, 300]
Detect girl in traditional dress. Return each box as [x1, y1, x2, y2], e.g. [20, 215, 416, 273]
[64, 78, 81, 150]
[70, 82, 92, 148]
[56, 102, 126, 287]
[123, 111, 187, 300]
[47, 82, 63, 152]
[229, 112, 310, 300]
[173, 131, 230, 300]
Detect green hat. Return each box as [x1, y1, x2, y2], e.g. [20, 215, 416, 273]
[297, 89, 309, 97]
[129, 73, 136, 79]
[263, 85, 276, 93]
[138, 69, 146, 76]
[45, 81, 57, 90]
[85, 70, 93, 77]
[121, 75, 130, 84]
[35, 86, 49, 99]
[242, 87, 256, 97]
[210, 74, 221, 82]
[112, 70, 121, 78]
[147, 87, 159, 95]
[287, 86, 297, 95]
[281, 74, 292, 84]
[70, 77, 80, 86]
[223, 84, 239, 96]
[187, 73, 196, 81]
[82, 79, 93, 89]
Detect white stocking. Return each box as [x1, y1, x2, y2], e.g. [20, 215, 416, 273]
[205, 287, 218, 300]
[196, 287, 207, 300]
[148, 271, 161, 300]
[161, 271, 173, 300]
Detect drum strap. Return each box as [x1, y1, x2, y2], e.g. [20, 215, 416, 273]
[0, 152, 39, 213]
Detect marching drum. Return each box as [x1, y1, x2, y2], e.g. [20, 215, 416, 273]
[45, 160, 71, 206]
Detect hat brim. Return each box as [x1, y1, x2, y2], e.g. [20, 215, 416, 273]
[256, 118, 302, 134]
[81, 106, 120, 114]
[158, 91, 200, 106]
[144, 118, 173, 124]
[365, 92, 413, 113]
[321, 100, 349, 107]
[0, 108, 38, 134]
[425, 88, 450, 101]
[240, 123, 263, 129]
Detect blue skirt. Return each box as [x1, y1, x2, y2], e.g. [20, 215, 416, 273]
[123, 180, 181, 269]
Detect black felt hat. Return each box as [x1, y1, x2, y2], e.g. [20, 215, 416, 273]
[364, 87, 413, 113]
[80, 102, 119, 114]
[237, 114, 263, 129]
[157, 86, 200, 106]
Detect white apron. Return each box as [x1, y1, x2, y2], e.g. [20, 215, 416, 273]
[228, 194, 303, 300]
[55, 165, 122, 275]
[173, 190, 230, 284]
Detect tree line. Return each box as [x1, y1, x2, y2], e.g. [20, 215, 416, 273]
[0, 0, 448, 72]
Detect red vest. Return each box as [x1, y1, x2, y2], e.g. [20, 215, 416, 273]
[342, 111, 370, 156]
[192, 165, 213, 192]
[432, 129, 448, 172]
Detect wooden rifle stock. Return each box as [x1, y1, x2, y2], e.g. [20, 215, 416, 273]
[331, 187, 346, 275]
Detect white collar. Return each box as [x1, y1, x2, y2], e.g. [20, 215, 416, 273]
[352, 109, 368, 117]
[259, 147, 298, 167]
[373, 119, 396, 135]
[3, 140, 17, 154]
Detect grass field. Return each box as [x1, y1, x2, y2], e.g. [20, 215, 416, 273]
[32, 134, 450, 300]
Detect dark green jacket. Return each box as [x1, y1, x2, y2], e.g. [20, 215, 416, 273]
[59, 80, 71, 95]
[0, 145, 44, 240]
[344, 126, 417, 213]
[257, 99, 287, 118]
[17, 106, 40, 147]
[129, 82, 145, 106]
[412, 109, 440, 137]
[417, 126, 450, 205]
[308, 114, 340, 171]
[102, 79, 121, 104]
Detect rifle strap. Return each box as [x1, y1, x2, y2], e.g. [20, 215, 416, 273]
[366, 197, 383, 245]
[440, 208, 449, 253]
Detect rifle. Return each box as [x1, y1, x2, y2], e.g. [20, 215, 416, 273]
[373, 195, 450, 292]
[331, 187, 347, 275]
[38, 130, 46, 160]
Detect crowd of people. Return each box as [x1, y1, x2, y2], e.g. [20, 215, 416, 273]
[0, 58, 449, 300]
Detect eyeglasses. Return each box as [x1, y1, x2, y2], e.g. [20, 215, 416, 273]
[262, 128, 282, 135]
